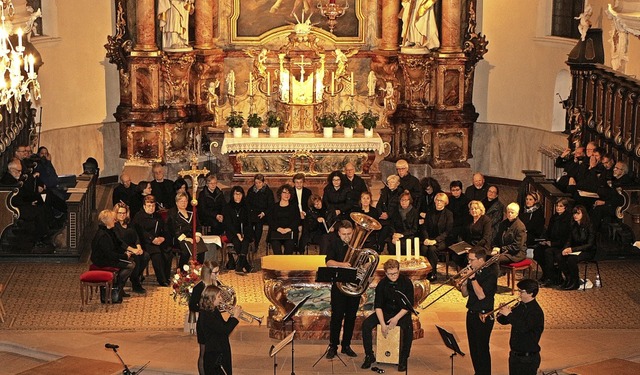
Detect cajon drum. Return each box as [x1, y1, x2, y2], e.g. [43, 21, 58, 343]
[375, 325, 400, 364]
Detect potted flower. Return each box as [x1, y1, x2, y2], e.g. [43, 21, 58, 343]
[226, 111, 244, 138]
[317, 112, 338, 138]
[339, 110, 359, 138]
[361, 111, 379, 138]
[247, 113, 263, 138]
[266, 110, 283, 138]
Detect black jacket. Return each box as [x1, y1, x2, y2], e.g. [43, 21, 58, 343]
[246, 184, 275, 222]
[290, 186, 312, 213]
[543, 211, 572, 248]
[150, 179, 175, 209]
[519, 205, 545, 246]
[91, 225, 127, 267]
[566, 222, 595, 254]
[391, 206, 419, 237]
[463, 215, 493, 250]
[420, 207, 453, 245]
[495, 218, 527, 257]
[132, 210, 167, 255]
[198, 187, 226, 234]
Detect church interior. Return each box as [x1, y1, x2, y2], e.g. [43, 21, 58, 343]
[2, 0, 640, 374]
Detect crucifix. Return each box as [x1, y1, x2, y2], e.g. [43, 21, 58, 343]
[294, 54, 312, 83]
[178, 155, 210, 262]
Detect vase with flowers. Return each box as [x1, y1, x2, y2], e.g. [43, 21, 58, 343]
[171, 260, 202, 305]
[317, 112, 338, 138]
[247, 113, 263, 138]
[361, 111, 379, 138]
[266, 110, 283, 138]
[339, 110, 359, 138]
[226, 111, 244, 137]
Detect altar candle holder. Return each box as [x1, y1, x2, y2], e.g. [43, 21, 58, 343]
[317, 0, 349, 34]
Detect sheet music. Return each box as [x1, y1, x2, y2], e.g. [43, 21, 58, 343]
[269, 330, 296, 357]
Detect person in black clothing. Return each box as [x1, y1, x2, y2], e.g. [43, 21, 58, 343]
[483, 185, 505, 235]
[323, 171, 351, 224]
[90, 210, 135, 294]
[291, 173, 313, 254]
[196, 285, 241, 375]
[557, 205, 596, 290]
[591, 161, 634, 231]
[538, 198, 572, 286]
[167, 192, 209, 269]
[465, 173, 489, 202]
[497, 278, 545, 375]
[390, 191, 419, 253]
[246, 174, 275, 249]
[133, 195, 171, 286]
[420, 192, 453, 281]
[268, 184, 300, 255]
[299, 194, 332, 254]
[494, 203, 527, 265]
[352, 191, 381, 252]
[448, 180, 471, 244]
[395, 159, 422, 211]
[198, 174, 226, 237]
[554, 146, 587, 192]
[150, 163, 175, 209]
[519, 192, 545, 247]
[325, 220, 360, 359]
[418, 176, 442, 215]
[188, 260, 221, 335]
[461, 247, 499, 375]
[361, 258, 414, 372]
[35, 146, 64, 200]
[112, 173, 138, 207]
[376, 174, 402, 253]
[454, 200, 492, 268]
[173, 177, 192, 209]
[344, 162, 368, 211]
[113, 202, 148, 294]
[223, 186, 253, 273]
[130, 181, 152, 219]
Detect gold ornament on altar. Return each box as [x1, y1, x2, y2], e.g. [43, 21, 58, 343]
[317, 0, 349, 34]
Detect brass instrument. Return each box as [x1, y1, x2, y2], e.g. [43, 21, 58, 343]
[336, 212, 382, 296]
[479, 298, 520, 323]
[420, 253, 500, 310]
[218, 285, 263, 325]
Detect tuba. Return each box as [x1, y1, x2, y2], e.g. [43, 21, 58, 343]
[336, 212, 382, 296]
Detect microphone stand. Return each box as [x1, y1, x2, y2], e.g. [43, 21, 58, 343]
[107, 344, 149, 375]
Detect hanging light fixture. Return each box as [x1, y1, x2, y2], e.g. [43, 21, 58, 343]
[0, 0, 40, 115]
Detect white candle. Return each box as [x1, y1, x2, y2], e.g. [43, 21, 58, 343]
[331, 72, 335, 95]
[266, 72, 271, 96]
[17, 28, 22, 51]
[406, 238, 411, 259]
[414, 237, 420, 259]
[28, 55, 34, 75]
[248, 72, 253, 96]
[395, 240, 401, 262]
[350, 72, 354, 95]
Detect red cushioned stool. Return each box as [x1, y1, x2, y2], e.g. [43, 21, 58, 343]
[80, 270, 113, 311]
[500, 259, 533, 295]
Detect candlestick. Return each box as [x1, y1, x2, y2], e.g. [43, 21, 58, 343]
[17, 28, 23, 52]
[331, 71, 335, 95]
[248, 72, 253, 96]
[28, 55, 34, 75]
[350, 72, 354, 95]
[267, 72, 271, 96]
[414, 237, 420, 259]
[395, 240, 401, 262]
[405, 238, 411, 260]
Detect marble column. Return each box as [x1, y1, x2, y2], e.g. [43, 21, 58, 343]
[440, 0, 462, 53]
[195, 0, 215, 49]
[135, 0, 157, 51]
[380, 0, 400, 51]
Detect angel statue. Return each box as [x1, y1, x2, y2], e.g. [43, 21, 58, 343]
[245, 48, 268, 77]
[380, 81, 397, 112]
[334, 48, 358, 78]
[575, 3, 593, 42]
[206, 80, 220, 115]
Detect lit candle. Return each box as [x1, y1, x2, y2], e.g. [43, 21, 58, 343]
[406, 238, 411, 260]
[395, 240, 401, 262]
[266, 72, 271, 96]
[248, 72, 253, 96]
[17, 28, 23, 51]
[331, 71, 335, 95]
[29, 55, 34, 75]
[350, 72, 354, 95]
[414, 237, 420, 259]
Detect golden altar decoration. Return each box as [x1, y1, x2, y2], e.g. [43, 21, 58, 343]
[261, 255, 430, 340]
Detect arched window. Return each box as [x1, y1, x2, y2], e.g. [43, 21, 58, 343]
[551, 0, 584, 39]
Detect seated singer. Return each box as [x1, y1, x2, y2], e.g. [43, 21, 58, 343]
[361, 258, 414, 372]
[325, 220, 359, 359]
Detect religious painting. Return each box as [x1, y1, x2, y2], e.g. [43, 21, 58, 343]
[127, 127, 164, 161]
[230, 0, 364, 44]
[432, 129, 468, 166]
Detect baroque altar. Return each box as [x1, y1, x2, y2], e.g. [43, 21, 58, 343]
[261, 255, 430, 341]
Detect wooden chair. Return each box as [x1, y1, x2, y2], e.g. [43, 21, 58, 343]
[500, 259, 533, 295]
[80, 270, 113, 311]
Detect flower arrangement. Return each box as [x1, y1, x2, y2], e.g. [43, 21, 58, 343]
[247, 113, 263, 128]
[317, 112, 338, 128]
[266, 110, 283, 128]
[339, 110, 359, 129]
[171, 260, 202, 304]
[226, 111, 244, 128]
[361, 111, 379, 130]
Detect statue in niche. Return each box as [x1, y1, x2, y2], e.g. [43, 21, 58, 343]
[245, 48, 268, 77]
[334, 48, 357, 78]
[206, 80, 220, 116]
[575, 3, 592, 42]
[157, 0, 194, 51]
[400, 0, 440, 50]
[381, 81, 397, 112]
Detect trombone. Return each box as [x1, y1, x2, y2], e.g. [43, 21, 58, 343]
[479, 298, 520, 323]
[420, 253, 500, 310]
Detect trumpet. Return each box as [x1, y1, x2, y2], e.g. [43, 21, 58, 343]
[219, 302, 263, 325]
[479, 298, 520, 323]
[420, 253, 500, 310]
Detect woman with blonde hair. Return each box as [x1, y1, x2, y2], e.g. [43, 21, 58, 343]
[455, 200, 492, 268]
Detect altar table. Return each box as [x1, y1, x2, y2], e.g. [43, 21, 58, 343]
[261, 255, 430, 340]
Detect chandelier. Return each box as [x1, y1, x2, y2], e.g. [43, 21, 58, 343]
[0, 0, 40, 115]
[317, 0, 348, 34]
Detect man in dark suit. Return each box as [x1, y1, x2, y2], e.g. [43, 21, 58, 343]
[112, 173, 138, 207]
[344, 163, 368, 211]
[291, 173, 313, 254]
[465, 173, 489, 202]
[396, 159, 422, 211]
[150, 163, 175, 209]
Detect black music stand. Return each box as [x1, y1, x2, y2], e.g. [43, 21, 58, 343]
[280, 294, 311, 375]
[312, 267, 357, 369]
[436, 326, 465, 375]
[269, 330, 296, 375]
[105, 343, 150, 375]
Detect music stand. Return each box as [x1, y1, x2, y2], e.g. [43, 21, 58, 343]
[436, 326, 465, 375]
[312, 267, 357, 369]
[269, 330, 296, 375]
[281, 294, 311, 375]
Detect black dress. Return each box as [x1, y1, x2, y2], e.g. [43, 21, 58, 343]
[199, 187, 226, 235]
[245, 184, 275, 245]
[197, 308, 239, 375]
[267, 203, 300, 255]
[322, 185, 351, 223]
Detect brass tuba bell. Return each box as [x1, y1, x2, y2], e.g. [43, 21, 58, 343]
[336, 212, 382, 296]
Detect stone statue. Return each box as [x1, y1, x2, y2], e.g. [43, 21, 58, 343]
[367, 71, 377, 97]
[226, 71, 236, 96]
[400, 0, 440, 50]
[206, 80, 220, 115]
[245, 48, 268, 77]
[575, 3, 593, 42]
[157, 0, 194, 51]
[381, 81, 397, 112]
[334, 48, 358, 78]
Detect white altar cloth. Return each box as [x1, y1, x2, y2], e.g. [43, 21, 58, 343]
[221, 133, 384, 155]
